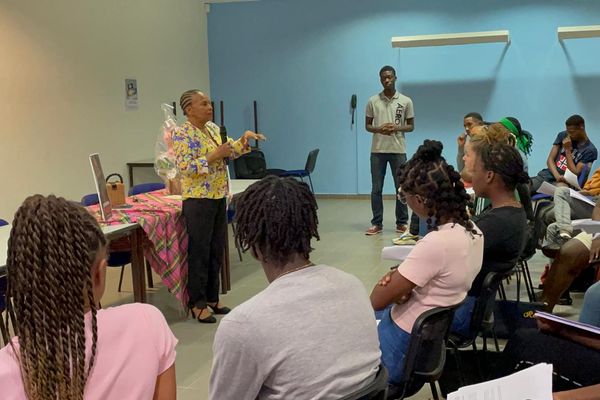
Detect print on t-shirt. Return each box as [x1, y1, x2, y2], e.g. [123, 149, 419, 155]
[394, 104, 404, 126]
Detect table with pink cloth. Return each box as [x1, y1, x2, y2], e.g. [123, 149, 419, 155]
[90, 189, 190, 306]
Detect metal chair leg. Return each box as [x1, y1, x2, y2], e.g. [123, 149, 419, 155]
[522, 260, 536, 302]
[499, 282, 507, 300]
[307, 174, 314, 193]
[230, 222, 243, 262]
[451, 346, 465, 387]
[430, 382, 440, 400]
[493, 329, 500, 352]
[118, 265, 125, 292]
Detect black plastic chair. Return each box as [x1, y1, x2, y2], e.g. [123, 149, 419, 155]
[280, 148, 319, 193]
[388, 301, 464, 400]
[128, 182, 165, 196]
[447, 269, 515, 385]
[339, 364, 388, 400]
[80, 194, 153, 292]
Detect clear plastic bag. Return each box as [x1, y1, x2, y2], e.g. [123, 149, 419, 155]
[155, 103, 179, 181]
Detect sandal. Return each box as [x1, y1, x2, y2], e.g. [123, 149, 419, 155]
[189, 307, 216, 323]
[208, 303, 231, 315]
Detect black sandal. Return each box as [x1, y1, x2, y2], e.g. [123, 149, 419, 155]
[189, 307, 217, 323]
[208, 303, 231, 315]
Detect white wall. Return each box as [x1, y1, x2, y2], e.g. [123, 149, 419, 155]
[0, 0, 210, 221]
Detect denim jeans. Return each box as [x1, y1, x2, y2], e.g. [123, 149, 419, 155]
[450, 296, 477, 338]
[376, 306, 412, 384]
[370, 153, 408, 227]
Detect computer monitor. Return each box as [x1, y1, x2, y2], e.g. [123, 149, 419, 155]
[89, 153, 112, 222]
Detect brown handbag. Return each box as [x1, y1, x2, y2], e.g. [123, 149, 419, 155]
[106, 173, 126, 207]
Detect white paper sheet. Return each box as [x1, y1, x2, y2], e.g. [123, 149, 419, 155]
[536, 182, 595, 207]
[447, 363, 553, 400]
[381, 245, 415, 261]
[564, 168, 581, 190]
[572, 218, 600, 234]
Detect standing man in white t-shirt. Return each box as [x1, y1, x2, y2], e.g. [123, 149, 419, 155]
[365, 65, 415, 235]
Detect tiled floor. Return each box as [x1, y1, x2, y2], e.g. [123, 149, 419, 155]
[99, 198, 584, 399]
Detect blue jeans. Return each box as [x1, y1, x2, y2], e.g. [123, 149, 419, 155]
[370, 153, 408, 227]
[377, 306, 412, 384]
[580, 281, 600, 327]
[451, 296, 477, 338]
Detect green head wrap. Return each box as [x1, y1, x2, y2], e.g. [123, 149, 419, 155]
[499, 117, 533, 156]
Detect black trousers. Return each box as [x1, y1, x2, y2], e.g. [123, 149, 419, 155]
[182, 197, 226, 309]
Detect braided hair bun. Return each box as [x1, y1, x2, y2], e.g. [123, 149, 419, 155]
[413, 139, 443, 163]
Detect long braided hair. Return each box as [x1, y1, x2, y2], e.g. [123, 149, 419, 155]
[234, 176, 320, 267]
[398, 140, 476, 234]
[5, 195, 105, 400]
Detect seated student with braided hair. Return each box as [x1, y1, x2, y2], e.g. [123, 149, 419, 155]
[451, 142, 529, 336]
[371, 140, 483, 385]
[209, 176, 381, 400]
[0, 195, 177, 400]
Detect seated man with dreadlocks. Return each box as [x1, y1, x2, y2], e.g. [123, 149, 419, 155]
[371, 140, 483, 385]
[209, 176, 381, 400]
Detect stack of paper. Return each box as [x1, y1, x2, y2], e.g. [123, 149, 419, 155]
[447, 363, 553, 400]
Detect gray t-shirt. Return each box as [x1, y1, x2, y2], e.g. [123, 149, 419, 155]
[366, 91, 414, 154]
[209, 265, 381, 400]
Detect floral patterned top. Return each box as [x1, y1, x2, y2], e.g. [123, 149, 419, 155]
[172, 121, 249, 199]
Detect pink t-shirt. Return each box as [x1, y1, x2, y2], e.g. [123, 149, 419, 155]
[391, 223, 483, 332]
[0, 303, 177, 400]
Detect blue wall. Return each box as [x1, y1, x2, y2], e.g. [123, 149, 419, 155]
[208, 0, 600, 194]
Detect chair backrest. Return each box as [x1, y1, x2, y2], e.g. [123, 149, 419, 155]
[0, 219, 8, 227]
[467, 269, 515, 339]
[81, 193, 100, 206]
[233, 149, 267, 179]
[128, 182, 165, 196]
[397, 302, 463, 397]
[304, 148, 320, 174]
[338, 364, 388, 400]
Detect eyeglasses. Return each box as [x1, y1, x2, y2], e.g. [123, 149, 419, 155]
[397, 189, 421, 205]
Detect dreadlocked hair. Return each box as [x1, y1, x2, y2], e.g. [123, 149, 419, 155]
[476, 142, 529, 191]
[5, 195, 106, 400]
[234, 176, 320, 267]
[398, 140, 476, 234]
[179, 89, 201, 116]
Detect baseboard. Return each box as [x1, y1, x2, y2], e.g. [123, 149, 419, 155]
[315, 194, 396, 200]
